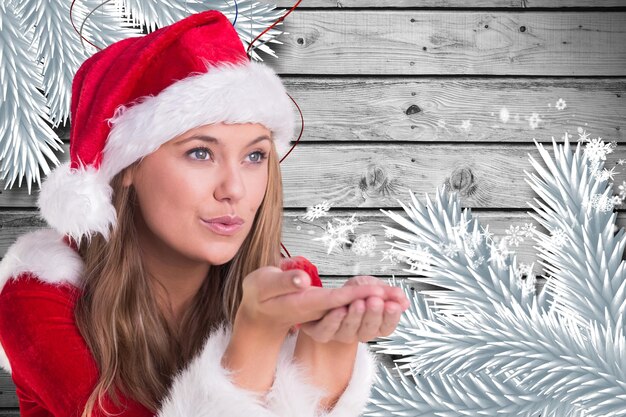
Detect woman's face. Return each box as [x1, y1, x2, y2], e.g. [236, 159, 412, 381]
[124, 122, 272, 266]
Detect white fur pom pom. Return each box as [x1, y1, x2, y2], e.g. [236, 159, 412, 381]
[37, 161, 118, 245]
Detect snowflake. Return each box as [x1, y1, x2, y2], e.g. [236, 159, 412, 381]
[471, 231, 484, 246]
[462, 237, 477, 258]
[521, 273, 537, 296]
[380, 248, 403, 264]
[407, 256, 431, 273]
[440, 242, 460, 258]
[504, 225, 525, 247]
[589, 193, 615, 213]
[588, 161, 604, 179]
[303, 200, 332, 221]
[617, 181, 626, 198]
[334, 213, 365, 234]
[312, 219, 352, 254]
[618, 159, 626, 165]
[521, 222, 537, 237]
[612, 195, 624, 206]
[584, 137, 614, 163]
[480, 224, 494, 243]
[403, 245, 433, 273]
[352, 234, 377, 256]
[515, 262, 535, 279]
[555, 98, 567, 110]
[451, 217, 472, 240]
[487, 238, 511, 268]
[408, 243, 431, 258]
[470, 255, 485, 269]
[599, 166, 619, 181]
[550, 228, 569, 248]
[514, 268, 537, 296]
[577, 128, 591, 143]
[528, 112, 542, 129]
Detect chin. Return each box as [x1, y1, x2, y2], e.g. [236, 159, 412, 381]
[209, 252, 238, 266]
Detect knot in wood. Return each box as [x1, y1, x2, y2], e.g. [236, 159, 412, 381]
[406, 104, 421, 115]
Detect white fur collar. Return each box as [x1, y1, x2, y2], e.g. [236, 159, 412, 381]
[0, 228, 84, 293]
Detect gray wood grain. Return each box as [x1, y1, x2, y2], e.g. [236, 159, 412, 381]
[259, 10, 626, 75]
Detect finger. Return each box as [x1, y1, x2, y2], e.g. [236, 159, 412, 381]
[384, 286, 410, 310]
[295, 284, 385, 320]
[269, 284, 384, 325]
[358, 296, 384, 342]
[259, 268, 311, 302]
[344, 275, 381, 287]
[379, 301, 402, 337]
[334, 298, 365, 344]
[301, 306, 348, 343]
[344, 278, 409, 310]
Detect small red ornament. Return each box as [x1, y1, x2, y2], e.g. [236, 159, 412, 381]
[279, 255, 323, 288]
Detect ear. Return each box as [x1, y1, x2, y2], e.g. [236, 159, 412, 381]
[122, 166, 134, 187]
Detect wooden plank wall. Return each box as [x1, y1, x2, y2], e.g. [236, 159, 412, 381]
[1, 0, 625, 414]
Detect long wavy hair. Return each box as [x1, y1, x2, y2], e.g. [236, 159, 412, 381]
[74, 137, 284, 415]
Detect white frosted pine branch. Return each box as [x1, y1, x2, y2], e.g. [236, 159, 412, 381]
[0, 1, 63, 192]
[364, 363, 577, 417]
[382, 297, 626, 417]
[379, 186, 545, 317]
[524, 134, 626, 332]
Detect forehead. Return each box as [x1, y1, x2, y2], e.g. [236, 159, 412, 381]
[172, 123, 272, 147]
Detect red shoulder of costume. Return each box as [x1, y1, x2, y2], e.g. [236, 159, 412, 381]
[0, 273, 154, 416]
[279, 255, 323, 288]
[0, 227, 155, 416]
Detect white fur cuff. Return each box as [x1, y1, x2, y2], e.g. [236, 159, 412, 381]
[156, 323, 278, 417]
[265, 339, 379, 417]
[157, 324, 378, 417]
[320, 343, 378, 417]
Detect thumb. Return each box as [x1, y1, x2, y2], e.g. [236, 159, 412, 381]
[260, 269, 311, 302]
[290, 269, 311, 290]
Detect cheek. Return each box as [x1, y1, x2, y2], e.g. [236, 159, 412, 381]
[133, 159, 205, 239]
[250, 169, 269, 210]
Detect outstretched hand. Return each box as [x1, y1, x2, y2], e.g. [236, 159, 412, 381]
[296, 275, 409, 344]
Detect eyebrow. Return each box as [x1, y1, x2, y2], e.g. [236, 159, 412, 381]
[176, 134, 271, 147]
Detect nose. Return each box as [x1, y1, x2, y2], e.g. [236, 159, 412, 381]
[213, 159, 246, 203]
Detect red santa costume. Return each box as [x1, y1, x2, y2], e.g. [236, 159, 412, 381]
[0, 9, 378, 417]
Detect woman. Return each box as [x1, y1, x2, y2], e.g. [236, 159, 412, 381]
[0, 9, 408, 417]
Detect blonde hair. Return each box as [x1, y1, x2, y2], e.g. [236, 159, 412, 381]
[75, 139, 284, 415]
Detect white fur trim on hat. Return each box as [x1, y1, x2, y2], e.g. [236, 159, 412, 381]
[37, 161, 117, 245]
[37, 59, 295, 242]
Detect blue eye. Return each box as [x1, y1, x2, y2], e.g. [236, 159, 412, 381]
[188, 147, 211, 161]
[186, 147, 268, 164]
[248, 150, 268, 164]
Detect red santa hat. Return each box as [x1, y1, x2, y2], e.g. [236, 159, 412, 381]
[37, 10, 294, 245]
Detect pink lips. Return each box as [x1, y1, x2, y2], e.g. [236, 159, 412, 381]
[204, 215, 244, 225]
[201, 219, 243, 236]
